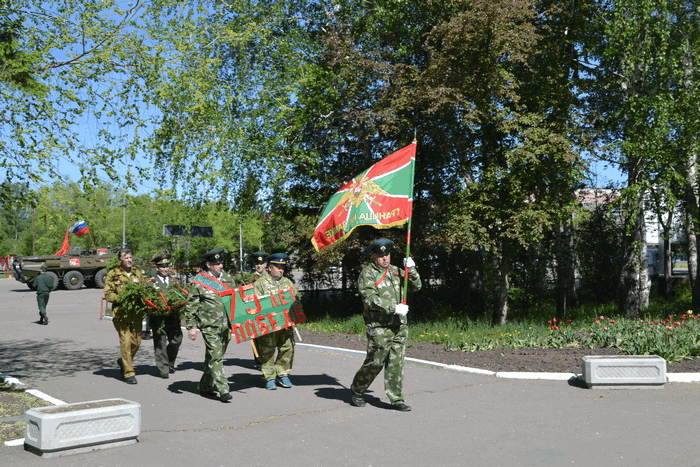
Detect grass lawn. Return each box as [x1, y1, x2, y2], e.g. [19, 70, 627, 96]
[0, 383, 51, 445]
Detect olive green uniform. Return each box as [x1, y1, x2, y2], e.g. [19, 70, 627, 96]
[33, 272, 54, 323]
[147, 273, 184, 377]
[253, 272, 300, 382]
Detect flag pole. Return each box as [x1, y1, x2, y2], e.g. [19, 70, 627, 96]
[402, 138, 417, 304]
[88, 231, 97, 250]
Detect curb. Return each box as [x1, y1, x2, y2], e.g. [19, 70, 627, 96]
[297, 343, 574, 380]
[296, 343, 700, 382]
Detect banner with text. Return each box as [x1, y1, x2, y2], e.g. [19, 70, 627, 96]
[224, 284, 306, 344]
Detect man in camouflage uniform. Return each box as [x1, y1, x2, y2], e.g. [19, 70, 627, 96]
[254, 253, 300, 390]
[350, 238, 421, 411]
[104, 248, 146, 385]
[147, 254, 183, 379]
[184, 248, 236, 402]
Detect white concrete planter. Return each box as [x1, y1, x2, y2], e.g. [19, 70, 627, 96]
[581, 355, 666, 389]
[24, 398, 140, 458]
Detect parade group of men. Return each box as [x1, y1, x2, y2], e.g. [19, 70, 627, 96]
[98, 238, 421, 411]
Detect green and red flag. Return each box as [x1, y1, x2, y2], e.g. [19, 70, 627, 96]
[312, 143, 416, 251]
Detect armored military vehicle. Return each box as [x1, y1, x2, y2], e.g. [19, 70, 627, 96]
[12, 246, 114, 290]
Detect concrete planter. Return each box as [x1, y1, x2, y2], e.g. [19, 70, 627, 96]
[24, 398, 140, 458]
[581, 355, 666, 389]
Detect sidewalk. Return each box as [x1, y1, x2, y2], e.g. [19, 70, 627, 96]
[1, 278, 699, 466]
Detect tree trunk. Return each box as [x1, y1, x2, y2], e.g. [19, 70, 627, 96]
[618, 188, 646, 318]
[686, 146, 700, 307]
[639, 231, 650, 310]
[492, 250, 509, 325]
[687, 209, 700, 306]
[662, 231, 672, 299]
[555, 217, 578, 320]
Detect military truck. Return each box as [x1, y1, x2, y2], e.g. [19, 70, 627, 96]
[12, 246, 115, 291]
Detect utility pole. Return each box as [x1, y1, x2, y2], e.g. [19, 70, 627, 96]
[239, 221, 243, 271]
[122, 197, 127, 248]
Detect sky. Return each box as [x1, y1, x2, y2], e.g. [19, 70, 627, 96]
[53, 145, 627, 199]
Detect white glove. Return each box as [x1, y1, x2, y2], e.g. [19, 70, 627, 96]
[395, 304, 409, 316]
[404, 257, 416, 271]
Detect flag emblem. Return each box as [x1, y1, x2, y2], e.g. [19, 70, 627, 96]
[312, 143, 416, 251]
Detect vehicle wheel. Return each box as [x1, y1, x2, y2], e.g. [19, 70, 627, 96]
[63, 270, 84, 290]
[45, 271, 60, 291]
[94, 268, 107, 288]
[26, 282, 37, 291]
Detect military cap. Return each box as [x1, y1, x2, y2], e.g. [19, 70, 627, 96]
[266, 253, 289, 267]
[251, 251, 269, 264]
[152, 253, 171, 267]
[202, 247, 225, 264]
[40, 264, 48, 271]
[368, 238, 393, 255]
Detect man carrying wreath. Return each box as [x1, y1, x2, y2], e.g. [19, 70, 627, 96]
[104, 248, 145, 385]
[146, 254, 184, 379]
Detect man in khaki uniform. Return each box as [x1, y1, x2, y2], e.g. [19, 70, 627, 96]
[254, 253, 300, 390]
[104, 249, 145, 384]
[250, 251, 268, 369]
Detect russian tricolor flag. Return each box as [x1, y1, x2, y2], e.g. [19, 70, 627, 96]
[69, 220, 90, 237]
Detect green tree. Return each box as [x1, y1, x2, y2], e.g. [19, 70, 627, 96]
[0, 0, 159, 195]
[583, 0, 698, 316]
[140, 0, 319, 206]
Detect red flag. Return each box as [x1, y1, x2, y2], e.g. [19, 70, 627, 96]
[312, 143, 416, 251]
[54, 230, 70, 255]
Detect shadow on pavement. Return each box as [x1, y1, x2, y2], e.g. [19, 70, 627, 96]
[567, 375, 588, 389]
[314, 386, 351, 403]
[0, 339, 114, 381]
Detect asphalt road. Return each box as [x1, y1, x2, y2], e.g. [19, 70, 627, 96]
[1, 277, 699, 466]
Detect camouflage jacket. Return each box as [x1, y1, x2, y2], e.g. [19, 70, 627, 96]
[183, 271, 237, 330]
[253, 271, 301, 301]
[358, 262, 421, 325]
[103, 266, 146, 318]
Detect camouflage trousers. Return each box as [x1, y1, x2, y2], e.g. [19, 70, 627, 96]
[198, 322, 232, 395]
[351, 322, 408, 404]
[258, 328, 294, 381]
[113, 313, 143, 378]
[151, 314, 183, 376]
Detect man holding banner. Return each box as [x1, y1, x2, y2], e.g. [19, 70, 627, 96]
[309, 142, 420, 410]
[184, 248, 237, 402]
[253, 253, 300, 390]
